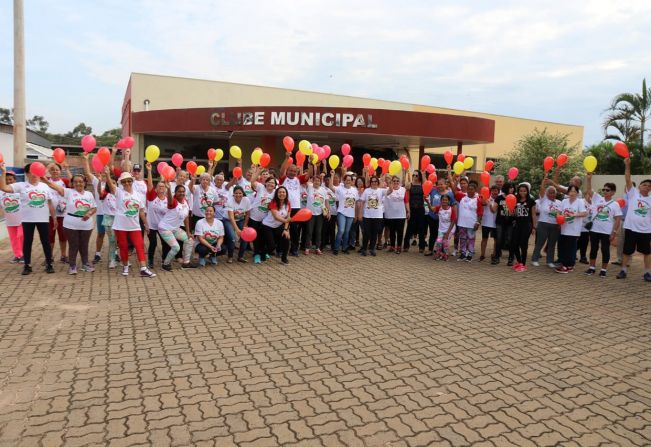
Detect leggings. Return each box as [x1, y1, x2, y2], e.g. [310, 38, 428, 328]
[458, 227, 477, 256]
[362, 218, 383, 251]
[305, 214, 324, 250]
[578, 231, 590, 259]
[234, 220, 248, 258]
[22, 221, 52, 266]
[531, 221, 560, 264]
[7, 225, 24, 258]
[148, 229, 171, 264]
[114, 230, 145, 264]
[558, 234, 579, 268]
[159, 228, 193, 264]
[403, 211, 426, 250]
[259, 224, 289, 261]
[426, 216, 440, 251]
[496, 222, 514, 260]
[385, 218, 406, 248]
[511, 222, 532, 265]
[434, 230, 452, 254]
[196, 242, 220, 258]
[102, 215, 117, 262]
[65, 228, 92, 266]
[589, 231, 611, 265]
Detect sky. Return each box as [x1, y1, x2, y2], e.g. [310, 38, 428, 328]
[1, 0, 650, 146]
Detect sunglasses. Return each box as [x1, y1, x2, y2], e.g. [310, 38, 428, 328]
[602, 188, 611, 192]
[121, 179, 133, 183]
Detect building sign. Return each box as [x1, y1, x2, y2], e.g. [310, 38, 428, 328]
[210, 110, 378, 129]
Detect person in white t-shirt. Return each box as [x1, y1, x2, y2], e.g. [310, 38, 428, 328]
[188, 173, 218, 230]
[358, 175, 387, 257]
[279, 154, 309, 256]
[258, 186, 292, 265]
[81, 152, 108, 264]
[304, 175, 330, 255]
[617, 157, 651, 281]
[0, 163, 57, 274]
[479, 185, 499, 263]
[194, 205, 224, 266]
[0, 170, 23, 262]
[250, 171, 277, 264]
[145, 163, 170, 268]
[383, 176, 409, 253]
[46, 162, 70, 262]
[226, 186, 252, 262]
[556, 185, 588, 273]
[158, 182, 195, 271]
[331, 174, 358, 254]
[531, 181, 562, 268]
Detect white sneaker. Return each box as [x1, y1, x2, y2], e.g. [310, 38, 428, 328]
[109, 259, 117, 269]
[532, 261, 540, 267]
[122, 265, 129, 276]
[547, 263, 556, 268]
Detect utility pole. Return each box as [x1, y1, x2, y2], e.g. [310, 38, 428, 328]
[13, 0, 26, 166]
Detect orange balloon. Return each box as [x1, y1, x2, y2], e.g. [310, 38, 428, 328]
[259, 153, 271, 167]
[506, 193, 516, 211]
[556, 153, 568, 167]
[420, 155, 430, 171]
[292, 208, 313, 222]
[422, 180, 434, 196]
[233, 167, 242, 178]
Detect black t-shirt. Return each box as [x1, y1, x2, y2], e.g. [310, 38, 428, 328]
[514, 197, 536, 225]
[495, 194, 515, 224]
[409, 184, 424, 210]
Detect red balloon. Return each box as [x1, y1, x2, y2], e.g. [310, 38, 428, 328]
[123, 136, 135, 149]
[292, 208, 313, 222]
[112, 167, 122, 178]
[444, 150, 453, 166]
[617, 198, 626, 208]
[428, 173, 437, 183]
[507, 167, 519, 181]
[556, 153, 568, 167]
[556, 214, 566, 225]
[240, 227, 257, 242]
[29, 162, 46, 177]
[53, 148, 65, 164]
[400, 156, 410, 170]
[505, 194, 517, 211]
[186, 161, 198, 175]
[283, 136, 295, 153]
[480, 186, 490, 201]
[207, 148, 216, 160]
[613, 141, 629, 158]
[426, 164, 435, 174]
[164, 166, 176, 181]
[171, 153, 183, 167]
[422, 180, 434, 196]
[543, 156, 554, 172]
[342, 155, 354, 169]
[296, 151, 306, 166]
[81, 135, 96, 153]
[287, 157, 294, 165]
[322, 145, 331, 159]
[97, 147, 110, 165]
[157, 161, 169, 176]
[484, 160, 494, 172]
[233, 167, 242, 178]
[480, 171, 490, 186]
[259, 153, 271, 167]
[420, 155, 430, 171]
[362, 153, 371, 167]
[116, 138, 127, 149]
[457, 153, 465, 163]
[341, 143, 351, 156]
[91, 156, 104, 173]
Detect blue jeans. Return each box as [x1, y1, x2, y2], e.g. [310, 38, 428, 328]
[235, 220, 248, 258]
[221, 218, 236, 257]
[335, 214, 354, 251]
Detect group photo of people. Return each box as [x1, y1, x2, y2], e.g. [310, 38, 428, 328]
[0, 139, 649, 282]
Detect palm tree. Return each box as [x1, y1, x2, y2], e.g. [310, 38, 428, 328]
[603, 79, 650, 156]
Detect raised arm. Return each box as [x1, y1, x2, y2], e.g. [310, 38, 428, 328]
[280, 152, 291, 177]
[585, 172, 593, 204]
[104, 166, 116, 194]
[81, 152, 96, 183]
[0, 165, 13, 193]
[624, 157, 632, 191]
[41, 177, 65, 197]
[146, 162, 154, 192]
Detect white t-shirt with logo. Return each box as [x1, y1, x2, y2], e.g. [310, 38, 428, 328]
[192, 185, 218, 218]
[10, 181, 51, 223]
[623, 187, 651, 233]
[457, 195, 481, 229]
[158, 199, 190, 232]
[49, 179, 67, 217]
[147, 194, 168, 231]
[0, 190, 21, 226]
[325, 187, 337, 216]
[360, 188, 386, 219]
[250, 183, 275, 222]
[262, 201, 290, 228]
[91, 177, 106, 216]
[560, 198, 587, 237]
[194, 218, 225, 245]
[335, 185, 358, 218]
[383, 187, 407, 219]
[307, 184, 327, 216]
[62, 189, 96, 231]
[226, 196, 251, 222]
[282, 176, 302, 210]
[481, 197, 497, 228]
[438, 207, 456, 234]
[537, 196, 563, 225]
[102, 192, 117, 216]
[589, 192, 622, 235]
[113, 188, 145, 231]
[212, 185, 230, 220]
[237, 178, 255, 198]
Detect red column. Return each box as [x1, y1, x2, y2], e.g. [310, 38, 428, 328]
[418, 145, 425, 160]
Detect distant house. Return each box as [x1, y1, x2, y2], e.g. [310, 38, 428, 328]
[0, 123, 53, 167]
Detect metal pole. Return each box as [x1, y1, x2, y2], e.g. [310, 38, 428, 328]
[13, 0, 26, 166]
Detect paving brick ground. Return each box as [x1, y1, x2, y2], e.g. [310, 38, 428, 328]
[0, 237, 649, 447]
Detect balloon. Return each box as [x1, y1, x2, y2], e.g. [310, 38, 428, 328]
[422, 180, 434, 196]
[370, 158, 378, 170]
[480, 186, 490, 201]
[298, 140, 312, 155]
[292, 208, 313, 222]
[311, 154, 320, 165]
[329, 155, 340, 170]
[444, 150, 453, 166]
[613, 141, 629, 158]
[457, 154, 465, 163]
[196, 165, 206, 175]
[506, 194, 516, 212]
[112, 167, 122, 178]
[164, 166, 176, 181]
[260, 153, 271, 167]
[362, 153, 371, 167]
[97, 147, 111, 165]
[453, 161, 464, 175]
[91, 156, 104, 173]
[240, 227, 257, 242]
[0, 153, 3, 163]
[341, 143, 351, 156]
[381, 160, 390, 175]
[400, 156, 410, 170]
[343, 155, 354, 168]
[145, 145, 160, 163]
[556, 215, 566, 225]
[556, 153, 568, 167]
[420, 155, 430, 171]
[157, 161, 169, 176]
[81, 135, 96, 153]
[287, 157, 294, 165]
[186, 161, 198, 175]
[123, 136, 135, 149]
[230, 146, 242, 159]
[311, 143, 319, 155]
[322, 145, 331, 159]
[171, 153, 183, 167]
[283, 136, 295, 153]
[616, 198, 626, 208]
[428, 173, 437, 183]
[296, 151, 306, 166]
[116, 138, 127, 149]
[543, 156, 554, 172]
[463, 157, 474, 170]
[214, 149, 224, 162]
[315, 146, 325, 161]
[53, 148, 65, 164]
[583, 155, 598, 173]
[389, 160, 402, 176]
[426, 164, 435, 174]
[233, 167, 242, 178]
[251, 149, 262, 165]
[29, 162, 46, 177]
[484, 160, 494, 172]
[480, 171, 490, 186]
[207, 148, 216, 160]
[507, 167, 519, 181]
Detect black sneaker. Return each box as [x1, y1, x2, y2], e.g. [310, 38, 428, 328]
[22, 265, 32, 275]
[644, 272, 651, 282]
[92, 254, 101, 264]
[181, 262, 198, 268]
[289, 250, 299, 257]
[45, 264, 55, 274]
[465, 256, 472, 263]
[507, 258, 514, 267]
[579, 257, 589, 264]
[370, 250, 376, 257]
[162, 263, 173, 272]
[140, 268, 156, 278]
[360, 250, 367, 257]
[281, 257, 289, 265]
[616, 270, 627, 279]
[599, 270, 607, 278]
[585, 268, 596, 276]
[332, 250, 338, 255]
[491, 257, 500, 265]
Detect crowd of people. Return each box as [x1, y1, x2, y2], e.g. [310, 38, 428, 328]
[0, 147, 649, 282]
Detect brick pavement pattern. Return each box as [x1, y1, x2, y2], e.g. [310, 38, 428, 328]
[0, 239, 649, 447]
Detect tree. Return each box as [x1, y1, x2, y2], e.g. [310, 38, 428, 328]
[585, 141, 651, 175]
[95, 127, 122, 147]
[65, 123, 93, 139]
[0, 108, 13, 125]
[603, 78, 650, 158]
[26, 115, 49, 132]
[494, 128, 582, 192]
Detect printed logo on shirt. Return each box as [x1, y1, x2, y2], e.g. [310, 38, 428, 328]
[124, 199, 140, 217]
[72, 199, 91, 217]
[200, 194, 213, 211]
[2, 196, 19, 213]
[27, 191, 46, 208]
[548, 204, 560, 218]
[300, 191, 308, 207]
[563, 208, 576, 223]
[344, 197, 355, 208]
[594, 204, 611, 221]
[367, 195, 379, 209]
[233, 209, 245, 221]
[258, 197, 271, 212]
[634, 200, 648, 217]
[312, 193, 324, 208]
[244, 184, 254, 196]
[203, 231, 218, 244]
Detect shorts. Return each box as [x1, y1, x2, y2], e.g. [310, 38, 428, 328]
[623, 229, 651, 255]
[96, 214, 106, 234]
[49, 216, 67, 244]
[482, 226, 496, 239]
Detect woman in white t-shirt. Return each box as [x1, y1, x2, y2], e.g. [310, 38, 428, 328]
[250, 172, 276, 264]
[259, 186, 291, 265]
[0, 170, 23, 262]
[556, 185, 588, 273]
[145, 163, 170, 268]
[585, 173, 622, 276]
[332, 174, 358, 254]
[358, 175, 387, 256]
[158, 182, 194, 271]
[106, 171, 155, 278]
[188, 173, 218, 230]
[383, 176, 409, 254]
[479, 185, 499, 262]
[304, 175, 330, 255]
[194, 205, 225, 266]
[227, 186, 252, 263]
[98, 168, 119, 269]
[531, 181, 562, 268]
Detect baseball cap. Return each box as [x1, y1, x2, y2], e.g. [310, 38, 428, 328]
[132, 164, 142, 171]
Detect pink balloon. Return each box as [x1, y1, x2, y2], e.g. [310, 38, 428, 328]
[81, 135, 96, 153]
[29, 162, 46, 177]
[507, 167, 519, 181]
[343, 155, 354, 168]
[341, 143, 351, 156]
[316, 146, 325, 160]
[123, 136, 135, 149]
[171, 153, 183, 167]
[91, 155, 105, 173]
[240, 227, 257, 242]
[116, 138, 127, 149]
[157, 162, 169, 176]
[426, 164, 435, 174]
[164, 166, 176, 181]
[322, 145, 331, 159]
[311, 143, 319, 153]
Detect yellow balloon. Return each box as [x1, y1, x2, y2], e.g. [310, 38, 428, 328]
[370, 157, 378, 170]
[389, 160, 402, 176]
[196, 165, 206, 175]
[463, 157, 474, 170]
[453, 161, 465, 175]
[311, 153, 319, 165]
[299, 140, 313, 155]
[214, 148, 224, 162]
[145, 145, 160, 163]
[229, 145, 242, 159]
[583, 155, 598, 173]
[328, 155, 340, 170]
[251, 149, 262, 165]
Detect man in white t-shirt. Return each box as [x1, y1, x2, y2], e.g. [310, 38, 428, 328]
[279, 153, 308, 256]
